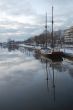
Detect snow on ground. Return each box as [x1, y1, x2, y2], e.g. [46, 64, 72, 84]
[19, 44, 73, 55]
[60, 48, 73, 54]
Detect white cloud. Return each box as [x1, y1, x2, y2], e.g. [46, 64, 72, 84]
[0, 0, 34, 15]
[0, 0, 73, 41]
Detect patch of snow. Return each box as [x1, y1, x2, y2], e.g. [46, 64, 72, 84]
[60, 48, 73, 54]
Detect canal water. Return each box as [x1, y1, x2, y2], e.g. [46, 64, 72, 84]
[0, 47, 73, 110]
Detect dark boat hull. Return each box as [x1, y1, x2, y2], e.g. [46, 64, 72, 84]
[41, 51, 63, 61]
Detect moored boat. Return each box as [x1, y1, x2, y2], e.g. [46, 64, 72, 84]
[40, 6, 63, 61]
[40, 48, 63, 60]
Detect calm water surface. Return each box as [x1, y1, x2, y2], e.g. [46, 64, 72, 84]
[0, 47, 73, 110]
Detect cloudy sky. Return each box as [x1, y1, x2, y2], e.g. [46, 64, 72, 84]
[0, 0, 73, 42]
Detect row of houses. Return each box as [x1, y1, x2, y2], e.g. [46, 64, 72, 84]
[64, 26, 73, 44]
[24, 27, 73, 46]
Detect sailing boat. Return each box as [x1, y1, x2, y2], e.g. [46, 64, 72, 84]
[50, 6, 63, 60]
[40, 7, 63, 61]
[40, 13, 52, 56]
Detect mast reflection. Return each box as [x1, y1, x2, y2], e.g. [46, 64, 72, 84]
[52, 62, 55, 103]
[45, 60, 49, 92]
[45, 59, 56, 103]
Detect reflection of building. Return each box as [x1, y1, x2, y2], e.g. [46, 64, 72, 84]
[2, 42, 7, 48]
[7, 40, 19, 51]
[64, 26, 73, 44]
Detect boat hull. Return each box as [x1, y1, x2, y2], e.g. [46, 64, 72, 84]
[41, 51, 63, 61]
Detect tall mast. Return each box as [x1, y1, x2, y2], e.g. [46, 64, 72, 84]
[52, 1, 54, 51]
[45, 12, 48, 48]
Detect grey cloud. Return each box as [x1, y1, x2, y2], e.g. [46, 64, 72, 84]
[0, 18, 44, 41]
[0, 0, 73, 41]
[0, 0, 34, 15]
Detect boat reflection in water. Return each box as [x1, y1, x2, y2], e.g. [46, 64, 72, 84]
[45, 59, 56, 103]
[40, 57, 63, 103]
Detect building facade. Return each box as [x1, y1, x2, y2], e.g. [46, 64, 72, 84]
[64, 26, 73, 44]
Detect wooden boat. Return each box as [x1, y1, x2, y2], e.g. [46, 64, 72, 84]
[40, 6, 63, 61]
[40, 48, 63, 61]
